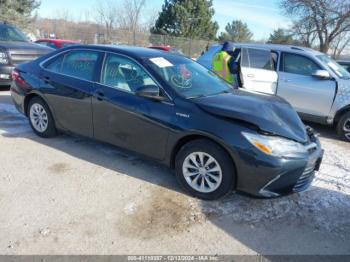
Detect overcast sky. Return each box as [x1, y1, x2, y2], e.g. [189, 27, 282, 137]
[37, 0, 291, 40]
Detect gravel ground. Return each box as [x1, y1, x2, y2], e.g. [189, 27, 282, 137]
[0, 89, 349, 255]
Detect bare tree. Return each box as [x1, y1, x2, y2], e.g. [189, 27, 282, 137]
[94, 0, 119, 43]
[118, 0, 147, 45]
[331, 31, 350, 59]
[281, 0, 350, 53]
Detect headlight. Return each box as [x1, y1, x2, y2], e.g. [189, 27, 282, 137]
[242, 132, 307, 157]
[0, 51, 9, 64]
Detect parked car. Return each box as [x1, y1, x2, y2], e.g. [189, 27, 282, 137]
[198, 43, 350, 142]
[337, 60, 350, 73]
[148, 45, 184, 56]
[11, 45, 323, 200]
[0, 22, 53, 87]
[35, 39, 79, 49]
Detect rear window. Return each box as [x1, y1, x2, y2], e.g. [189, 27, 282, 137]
[0, 25, 28, 42]
[44, 50, 99, 81]
[241, 48, 276, 71]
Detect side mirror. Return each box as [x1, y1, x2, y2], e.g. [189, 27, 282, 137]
[312, 70, 331, 80]
[135, 85, 165, 101]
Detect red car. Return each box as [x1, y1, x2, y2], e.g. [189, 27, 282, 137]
[148, 45, 184, 56]
[35, 39, 79, 49]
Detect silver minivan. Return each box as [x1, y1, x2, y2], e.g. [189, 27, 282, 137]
[198, 43, 350, 141]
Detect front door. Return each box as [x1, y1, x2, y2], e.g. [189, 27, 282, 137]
[92, 53, 174, 160]
[240, 48, 278, 94]
[277, 52, 336, 117]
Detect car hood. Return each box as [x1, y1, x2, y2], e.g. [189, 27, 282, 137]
[193, 90, 308, 143]
[0, 41, 52, 53]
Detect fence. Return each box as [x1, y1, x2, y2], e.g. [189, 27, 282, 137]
[35, 21, 215, 58]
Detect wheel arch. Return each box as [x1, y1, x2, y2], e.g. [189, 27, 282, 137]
[334, 105, 350, 125]
[24, 92, 51, 117]
[170, 133, 238, 179]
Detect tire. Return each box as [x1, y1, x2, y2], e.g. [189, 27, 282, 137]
[337, 112, 350, 142]
[175, 139, 236, 200]
[28, 96, 57, 138]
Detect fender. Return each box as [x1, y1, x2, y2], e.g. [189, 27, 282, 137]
[334, 104, 350, 124]
[166, 129, 239, 169]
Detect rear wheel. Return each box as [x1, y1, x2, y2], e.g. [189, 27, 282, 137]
[28, 97, 57, 138]
[337, 112, 350, 142]
[175, 139, 236, 200]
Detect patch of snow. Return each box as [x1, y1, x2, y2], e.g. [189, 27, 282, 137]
[0, 103, 31, 136]
[201, 138, 350, 236]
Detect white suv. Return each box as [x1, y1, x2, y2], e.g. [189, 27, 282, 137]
[198, 43, 350, 141]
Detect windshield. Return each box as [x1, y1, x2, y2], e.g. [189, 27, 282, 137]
[0, 25, 28, 42]
[317, 55, 350, 79]
[146, 55, 232, 99]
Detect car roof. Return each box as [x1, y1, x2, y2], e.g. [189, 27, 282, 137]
[212, 43, 324, 56]
[65, 44, 180, 59]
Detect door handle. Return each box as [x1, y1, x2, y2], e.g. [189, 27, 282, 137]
[94, 90, 105, 101]
[247, 74, 255, 78]
[284, 79, 291, 82]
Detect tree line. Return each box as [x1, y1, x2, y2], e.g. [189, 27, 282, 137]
[1, 0, 350, 57]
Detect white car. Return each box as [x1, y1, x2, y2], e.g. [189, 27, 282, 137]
[198, 43, 350, 142]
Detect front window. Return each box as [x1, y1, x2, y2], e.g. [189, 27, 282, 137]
[317, 55, 350, 79]
[282, 53, 320, 76]
[146, 55, 232, 99]
[0, 25, 28, 42]
[101, 54, 157, 93]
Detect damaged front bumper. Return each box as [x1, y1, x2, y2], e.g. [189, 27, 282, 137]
[234, 129, 324, 198]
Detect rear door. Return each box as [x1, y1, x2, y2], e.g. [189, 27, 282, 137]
[41, 50, 101, 137]
[240, 48, 278, 94]
[277, 52, 336, 117]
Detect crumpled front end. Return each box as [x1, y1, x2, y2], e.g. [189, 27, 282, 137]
[235, 127, 324, 198]
[328, 79, 350, 124]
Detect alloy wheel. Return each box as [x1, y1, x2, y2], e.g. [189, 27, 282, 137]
[182, 152, 223, 193]
[344, 118, 350, 141]
[30, 103, 49, 133]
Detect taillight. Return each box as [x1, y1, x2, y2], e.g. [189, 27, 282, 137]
[11, 70, 27, 86]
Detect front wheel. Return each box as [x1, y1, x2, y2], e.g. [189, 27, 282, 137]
[337, 112, 350, 142]
[175, 139, 236, 200]
[28, 97, 57, 138]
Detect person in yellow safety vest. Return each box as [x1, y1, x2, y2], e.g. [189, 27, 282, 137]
[213, 42, 236, 86]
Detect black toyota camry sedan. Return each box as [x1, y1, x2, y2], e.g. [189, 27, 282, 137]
[11, 45, 324, 200]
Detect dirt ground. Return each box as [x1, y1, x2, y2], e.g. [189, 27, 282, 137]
[0, 89, 349, 255]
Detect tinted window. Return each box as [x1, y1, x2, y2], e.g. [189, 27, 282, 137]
[101, 54, 157, 93]
[47, 42, 58, 49]
[61, 51, 99, 81]
[283, 53, 320, 76]
[0, 25, 28, 42]
[242, 48, 275, 71]
[36, 41, 48, 46]
[45, 54, 64, 72]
